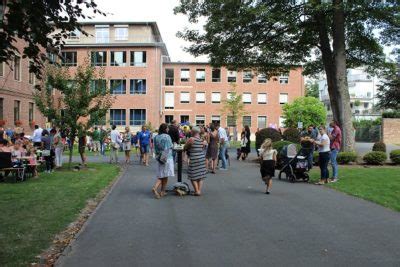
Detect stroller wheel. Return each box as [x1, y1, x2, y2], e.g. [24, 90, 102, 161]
[278, 171, 283, 180]
[303, 173, 310, 182]
[289, 174, 296, 183]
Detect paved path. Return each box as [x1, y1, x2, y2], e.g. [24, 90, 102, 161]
[355, 142, 400, 156]
[57, 157, 400, 267]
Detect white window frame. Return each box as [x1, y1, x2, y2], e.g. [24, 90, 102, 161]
[196, 92, 206, 103]
[243, 70, 252, 83]
[242, 93, 252, 104]
[257, 93, 267, 104]
[211, 92, 221, 103]
[279, 74, 289, 84]
[257, 116, 267, 129]
[95, 26, 110, 43]
[180, 69, 190, 82]
[279, 93, 288, 104]
[211, 115, 220, 124]
[227, 70, 237, 83]
[258, 73, 267, 83]
[68, 29, 81, 40]
[196, 69, 206, 82]
[165, 92, 175, 109]
[115, 26, 128, 41]
[195, 115, 206, 126]
[180, 92, 190, 103]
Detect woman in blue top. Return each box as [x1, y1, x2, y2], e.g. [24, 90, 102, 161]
[152, 123, 174, 199]
[138, 125, 151, 166]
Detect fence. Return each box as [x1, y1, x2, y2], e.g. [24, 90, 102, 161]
[355, 125, 381, 142]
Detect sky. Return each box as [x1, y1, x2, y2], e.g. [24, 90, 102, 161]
[83, 0, 207, 62]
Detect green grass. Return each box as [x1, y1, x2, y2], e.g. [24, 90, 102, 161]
[230, 140, 256, 149]
[0, 163, 120, 266]
[309, 166, 400, 211]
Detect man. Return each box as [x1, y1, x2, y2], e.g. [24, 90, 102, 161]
[216, 123, 229, 170]
[99, 126, 107, 156]
[92, 126, 101, 156]
[328, 120, 342, 183]
[138, 125, 151, 166]
[168, 120, 180, 162]
[300, 125, 318, 170]
[32, 125, 43, 148]
[110, 125, 121, 164]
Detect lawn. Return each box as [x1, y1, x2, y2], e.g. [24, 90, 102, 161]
[0, 163, 120, 266]
[309, 166, 400, 212]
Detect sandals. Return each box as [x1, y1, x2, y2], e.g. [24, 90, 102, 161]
[152, 188, 160, 199]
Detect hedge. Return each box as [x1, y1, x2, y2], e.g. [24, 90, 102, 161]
[363, 151, 387, 165]
[372, 141, 386, 152]
[337, 151, 358, 164]
[390, 149, 400, 165]
[256, 128, 282, 150]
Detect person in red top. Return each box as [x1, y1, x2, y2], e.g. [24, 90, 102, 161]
[329, 120, 342, 182]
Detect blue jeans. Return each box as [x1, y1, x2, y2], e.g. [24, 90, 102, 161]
[330, 149, 339, 179]
[219, 142, 229, 169]
[100, 141, 105, 155]
[319, 152, 330, 180]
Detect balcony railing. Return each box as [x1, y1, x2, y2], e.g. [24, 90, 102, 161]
[64, 35, 159, 45]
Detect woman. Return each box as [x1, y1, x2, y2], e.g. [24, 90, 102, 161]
[152, 123, 174, 199]
[41, 129, 54, 173]
[185, 126, 207, 196]
[53, 128, 64, 168]
[206, 124, 219, 173]
[258, 138, 277, 194]
[243, 125, 251, 159]
[122, 127, 132, 164]
[314, 126, 331, 185]
[239, 130, 248, 160]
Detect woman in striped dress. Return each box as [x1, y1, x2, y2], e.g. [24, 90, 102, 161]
[184, 126, 207, 196]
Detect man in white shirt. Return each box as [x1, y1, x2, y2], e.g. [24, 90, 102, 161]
[110, 125, 122, 164]
[32, 125, 43, 147]
[216, 123, 229, 170]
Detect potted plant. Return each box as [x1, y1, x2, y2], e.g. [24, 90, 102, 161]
[14, 120, 23, 127]
[0, 119, 6, 127]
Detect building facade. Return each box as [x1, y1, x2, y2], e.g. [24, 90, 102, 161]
[318, 68, 381, 121]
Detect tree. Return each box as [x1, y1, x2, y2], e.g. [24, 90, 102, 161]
[34, 59, 114, 167]
[175, 0, 399, 151]
[220, 84, 247, 140]
[377, 67, 400, 110]
[282, 97, 327, 129]
[305, 80, 319, 98]
[0, 0, 105, 78]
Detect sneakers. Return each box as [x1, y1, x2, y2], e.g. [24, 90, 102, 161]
[219, 168, 228, 171]
[330, 178, 339, 183]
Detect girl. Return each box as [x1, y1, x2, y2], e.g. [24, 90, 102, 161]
[239, 131, 248, 161]
[258, 138, 277, 194]
[122, 127, 132, 164]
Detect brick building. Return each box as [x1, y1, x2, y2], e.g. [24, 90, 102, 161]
[61, 21, 305, 135]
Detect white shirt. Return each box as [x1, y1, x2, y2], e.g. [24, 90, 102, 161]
[259, 149, 277, 160]
[32, 128, 43, 142]
[318, 134, 330, 152]
[218, 127, 229, 142]
[110, 130, 121, 144]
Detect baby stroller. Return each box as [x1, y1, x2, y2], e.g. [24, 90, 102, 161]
[278, 144, 311, 183]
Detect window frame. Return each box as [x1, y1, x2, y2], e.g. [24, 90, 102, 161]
[130, 51, 147, 67]
[110, 79, 127, 94]
[196, 69, 206, 82]
[61, 51, 77, 67]
[14, 56, 21, 81]
[91, 51, 107, 66]
[110, 51, 127, 66]
[180, 68, 190, 82]
[242, 70, 252, 83]
[164, 92, 175, 109]
[242, 116, 252, 127]
[28, 102, 34, 122]
[257, 73, 267, 83]
[110, 109, 126, 126]
[227, 70, 237, 83]
[130, 109, 146, 126]
[180, 115, 189, 124]
[95, 26, 110, 43]
[279, 93, 288, 104]
[257, 116, 267, 129]
[195, 115, 206, 126]
[180, 91, 190, 104]
[257, 93, 267, 104]
[165, 68, 174, 86]
[196, 92, 206, 103]
[279, 73, 289, 84]
[130, 79, 147, 94]
[242, 92, 252, 104]
[211, 92, 221, 103]
[212, 69, 221, 82]
[14, 100, 20, 123]
[115, 27, 128, 41]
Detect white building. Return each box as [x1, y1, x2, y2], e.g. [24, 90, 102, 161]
[318, 68, 381, 121]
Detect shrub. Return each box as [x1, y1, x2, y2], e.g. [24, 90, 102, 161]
[337, 151, 358, 164]
[372, 141, 386, 152]
[363, 151, 387, 165]
[283, 128, 300, 143]
[382, 111, 400, 118]
[389, 149, 400, 165]
[256, 128, 282, 150]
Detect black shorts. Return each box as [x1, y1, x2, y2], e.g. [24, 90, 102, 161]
[260, 160, 275, 178]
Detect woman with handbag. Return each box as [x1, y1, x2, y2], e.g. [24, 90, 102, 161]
[152, 123, 174, 199]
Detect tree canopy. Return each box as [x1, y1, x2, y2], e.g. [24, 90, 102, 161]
[305, 80, 320, 98]
[0, 0, 105, 78]
[377, 66, 400, 110]
[282, 97, 327, 129]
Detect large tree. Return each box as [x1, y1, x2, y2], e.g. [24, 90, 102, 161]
[377, 66, 400, 110]
[175, 0, 399, 151]
[35, 59, 114, 167]
[0, 0, 105, 78]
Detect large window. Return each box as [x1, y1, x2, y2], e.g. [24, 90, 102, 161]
[165, 68, 174, 86]
[115, 27, 128, 41]
[110, 109, 126, 126]
[14, 100, 20, 123]
[258, 116, 267, 129]
[243, 70, 252, 83]
[96, 26, 109, 43]
[211, 115, 220, 125]
[130, 51, 146, 66]
[243, 93, 252, 104]
[110, 80, 126, 94]
[212, 69, 221, 82]
[243, 116, 252, 127]
[90, 79, 107, 94]
[196, 92, 205, 103]
[196, 115, 205, 126]
[29, 63, 35, 85]
[227, 70, 237, 83]
[180, 92, 190, 103]
[211, 92, 221, 103]
[61, 51, 77, 66]
[257, 93, 267, 104]
[279, 93, 288, 104]
[91, 51, 107, 66]
[279, 74, 289, 84]
[165, 92, 174, 109]
[14, 56, 21, 81]
[130, 109, 146, 126]
[0, 98, 3, 120]
[227, 116, 235, 127]
[130, 79, 146, 94]
[110, 51, 126, 66]
[180, 115, 189, 124]
[196, 69, 206, 82]
[180, 69, 190, 82]
[29, 103, 34, 122]
[165, 115, 174, 124]
[258, 73, 267, 83]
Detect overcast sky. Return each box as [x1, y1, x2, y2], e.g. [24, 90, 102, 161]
[84, 0, 207, 62]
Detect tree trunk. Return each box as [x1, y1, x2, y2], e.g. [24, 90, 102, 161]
[68, 132, 75, 169]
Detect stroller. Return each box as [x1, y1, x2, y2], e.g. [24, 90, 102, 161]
[278, 144, 312, 183]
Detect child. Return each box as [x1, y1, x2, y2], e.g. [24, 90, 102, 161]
[258, 138, 277, 194]
[239, 131, 248, 160]
[27, 146, 38, 177]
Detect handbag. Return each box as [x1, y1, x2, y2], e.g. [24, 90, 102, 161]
[156, 149, 169, 164]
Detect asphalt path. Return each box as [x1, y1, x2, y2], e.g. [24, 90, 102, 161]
[57, 156, 400, 267]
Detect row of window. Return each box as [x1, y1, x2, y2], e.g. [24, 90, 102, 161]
[67, 26, 130, 43]
[61, 51, 147, 67]
[103, 79, 147, 94]
[110, 109, 146, 126]
[164, 68, 289, 85]
[164, 92, 289, 108]
[0, 59, 35, 84]
[0, 98, 35, 123]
